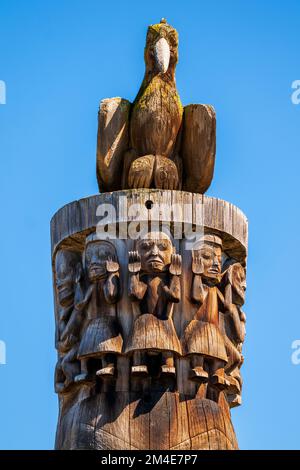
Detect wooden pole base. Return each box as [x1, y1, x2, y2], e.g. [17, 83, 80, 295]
[56, 390, 238, 450]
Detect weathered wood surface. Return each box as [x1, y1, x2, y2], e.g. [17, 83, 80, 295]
[181, 104, 216, 194]
[51, 190, 248, 260]
[52, 19, 249, 452]
[96, 20, 216, 194]
[96, 98, 131, 193]
[52, 190, 247, 450]
[56, 392, 238, 450]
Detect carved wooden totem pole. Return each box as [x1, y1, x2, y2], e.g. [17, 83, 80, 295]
[51, 19, 248, 450]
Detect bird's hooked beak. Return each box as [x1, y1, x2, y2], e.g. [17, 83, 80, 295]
[154, 37, 170, 74]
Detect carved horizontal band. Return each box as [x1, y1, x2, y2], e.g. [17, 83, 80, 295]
[51, 190, 248, 261]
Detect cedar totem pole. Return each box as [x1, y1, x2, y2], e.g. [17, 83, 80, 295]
[51, 19, 248, 450]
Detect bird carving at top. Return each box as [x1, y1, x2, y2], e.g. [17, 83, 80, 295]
[96, 19, 216, 194]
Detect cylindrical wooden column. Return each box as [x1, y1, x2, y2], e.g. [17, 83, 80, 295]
[51, 189, 248, 450]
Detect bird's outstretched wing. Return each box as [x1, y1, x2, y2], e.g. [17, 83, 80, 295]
[96, 97, 131, 192]
[181, 104, 216, 194]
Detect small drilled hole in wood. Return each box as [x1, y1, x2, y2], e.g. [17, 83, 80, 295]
[145, 200, 153, 210]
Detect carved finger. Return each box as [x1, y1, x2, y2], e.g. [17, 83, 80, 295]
[137, 175, 145, 189]
[177, 254, 182, 268]
[135, 253, 141, 268]
[128, 251, 141, 272]
[174, 171, 179, 189]
[163, 177, 169, 190]
[169, 176, 175, 190]
[128, 251, 134, 264]
[192, 252, 202, 274]
[170, 172, 177, 190]
[140, 175, 147, 189]
[169, 254, 180, 275]
[133, 175, 140, 189]
[145, 171, 152, 188]
[175, 254, 182, 274]
[131, 175, 138, 189]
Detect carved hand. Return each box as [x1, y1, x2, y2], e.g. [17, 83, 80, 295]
[169, 254, 182, 275]
[192, 252, 203, 274]
[106, 257, 120, 273]
[128, 251, 141, 273]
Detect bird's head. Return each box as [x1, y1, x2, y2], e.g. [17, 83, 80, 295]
[144, 19, 179, 78]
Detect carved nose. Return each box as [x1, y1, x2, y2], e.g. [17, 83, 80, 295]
[154, 37, 170, 73]
[151, 245, 159, 255]
[91, 255, 99, 265]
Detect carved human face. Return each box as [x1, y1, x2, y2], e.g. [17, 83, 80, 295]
[55, 250, 80, 307]
[85, 241, 115, 282]
[194, 243, 222, 284]
[137, 232, 173, 273]
[231, 264, 246, 305]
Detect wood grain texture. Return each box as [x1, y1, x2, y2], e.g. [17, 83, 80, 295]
[52, 18, 249, 450]
[51, 190, 248, 450]
[181, 104, 216, 194]
[95, 21, 217, 194]
[51, 190, 248, 260]
[96, 97, 131, 192]
[55, 392, 238, 450]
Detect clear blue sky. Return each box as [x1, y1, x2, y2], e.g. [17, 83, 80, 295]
[0, 0, 299, 450]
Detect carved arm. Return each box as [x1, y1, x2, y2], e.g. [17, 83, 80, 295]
[164, 254, 182, 308]
[128, 251, 147, 301]
[191, 252, 205, 304]
[103, 258, 121, 304]
[224, 284, 246, 344]
[59, 283, 94, 349]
